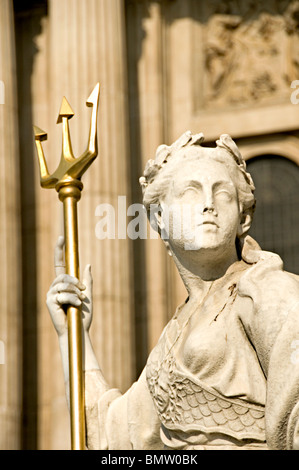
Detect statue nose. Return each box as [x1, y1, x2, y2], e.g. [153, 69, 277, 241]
[203, 207, 214, 213]
[201, 196, 217, 215]
[202, 198, 216, 214]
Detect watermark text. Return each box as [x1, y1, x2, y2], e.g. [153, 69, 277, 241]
[290, 80, 299, 104]
[95, 196, 212, 250]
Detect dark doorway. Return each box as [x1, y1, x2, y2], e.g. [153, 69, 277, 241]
[247, 155, 299, 275]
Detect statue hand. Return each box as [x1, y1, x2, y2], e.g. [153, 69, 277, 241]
[46, 236, 93, 337]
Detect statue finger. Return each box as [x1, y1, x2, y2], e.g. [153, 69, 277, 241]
[82, 264, 93, 298]
[52, 282, 86, 300]
[56, 292, 82, 308]
[51, 274, 86, 290]
[54, 235, 66, 276]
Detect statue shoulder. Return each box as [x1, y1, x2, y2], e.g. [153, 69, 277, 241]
[238, 246, 299, 311]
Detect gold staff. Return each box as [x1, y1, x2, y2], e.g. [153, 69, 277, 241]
[34, 83, 100, 450]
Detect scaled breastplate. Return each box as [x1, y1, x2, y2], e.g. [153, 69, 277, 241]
[146, 350, 265, 443]
[146, 262, 267, 447]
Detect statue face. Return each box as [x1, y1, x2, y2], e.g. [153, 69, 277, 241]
[160, 156, 242, 254]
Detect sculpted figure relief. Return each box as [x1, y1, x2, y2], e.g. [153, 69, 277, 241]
[47, 131, 299, 450]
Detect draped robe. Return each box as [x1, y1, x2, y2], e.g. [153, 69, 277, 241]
[84, 237, 299, 450]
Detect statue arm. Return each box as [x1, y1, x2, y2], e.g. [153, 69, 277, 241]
[47, 249, 107, 402]
[47, 238, 162, 449]
[264, 299, 299, 450]
[84, 367, 163, 450]
[48, 276, 162, 450]
[238, 256, 299, 449]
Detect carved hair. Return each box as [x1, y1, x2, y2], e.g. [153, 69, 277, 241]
[139, 131, 256, 227]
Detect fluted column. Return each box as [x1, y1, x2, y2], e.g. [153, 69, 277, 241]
[37, 0, 134, 449]
[134, 1, 169, 353]
[126, 0, 183, 359]
[0, 0, 22, 450]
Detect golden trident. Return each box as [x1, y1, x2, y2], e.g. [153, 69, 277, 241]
[34, 83, 100, 450]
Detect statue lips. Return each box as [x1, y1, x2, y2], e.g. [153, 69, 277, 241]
[198, 219, 219, 228]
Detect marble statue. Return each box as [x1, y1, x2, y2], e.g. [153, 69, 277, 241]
[46, 131, 299, 450]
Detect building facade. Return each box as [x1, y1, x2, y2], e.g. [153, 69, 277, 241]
[1, 0, 299, 449]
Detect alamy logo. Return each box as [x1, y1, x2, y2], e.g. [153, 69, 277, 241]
[0, 80, 4, 105]
[290, 80, 299, 104]
[95, 196, 217, 250]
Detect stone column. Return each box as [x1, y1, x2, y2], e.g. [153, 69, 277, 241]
[164, 1, 196, 309]
[0, 0, 22, 450]
[36, 0, 134, 449]
[126, 0, 181, 361]
[134, 2, 170, 353]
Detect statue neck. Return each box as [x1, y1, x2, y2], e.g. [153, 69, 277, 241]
[171, 245, 239, 300]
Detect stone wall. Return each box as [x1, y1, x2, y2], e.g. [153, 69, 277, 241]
[0, 0, 298, 449]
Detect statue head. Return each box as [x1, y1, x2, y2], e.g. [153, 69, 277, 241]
[139, 131, 256, 260]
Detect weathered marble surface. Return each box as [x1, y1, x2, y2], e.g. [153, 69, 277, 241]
[47, 132, 299, 449]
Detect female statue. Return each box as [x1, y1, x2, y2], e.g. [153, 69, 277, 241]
[46, 131, 299, 450]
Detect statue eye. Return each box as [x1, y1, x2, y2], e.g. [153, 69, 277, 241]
[215, 189, 233, 201]
[181, 186, 200, 196]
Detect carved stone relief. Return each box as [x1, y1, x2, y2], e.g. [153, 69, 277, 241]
[201, 0, 299, 108]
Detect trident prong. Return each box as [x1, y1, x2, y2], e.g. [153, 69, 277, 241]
[34, 83, 101, 451]
[57, 96, 75, 162]
[34, 126, 50, 181]
[34, 82, 100, 190]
